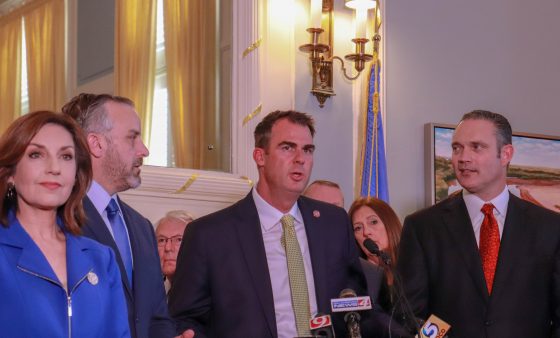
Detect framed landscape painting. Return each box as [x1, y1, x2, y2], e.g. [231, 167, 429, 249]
[425, 123, 560, 213]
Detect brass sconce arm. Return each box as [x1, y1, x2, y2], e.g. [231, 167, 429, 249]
[332, 57, 361, 81]
[333, 38, 374, 81]
[300, 0, 377, 108]
[300, 36, 373, 107]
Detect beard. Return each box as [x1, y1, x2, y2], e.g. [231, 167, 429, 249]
[102, 146, 142, 192]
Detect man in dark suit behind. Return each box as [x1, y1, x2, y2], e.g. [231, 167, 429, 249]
[170, 110, 382, 338]
[62, 94, 176, 338]
[397, 110, 560, 337]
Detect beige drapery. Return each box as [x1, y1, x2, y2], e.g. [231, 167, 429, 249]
[0, 15, 22, 133]
[163, 0, 217, 168]
[114, 0, 156, 147]
[24, 0, 65, 112]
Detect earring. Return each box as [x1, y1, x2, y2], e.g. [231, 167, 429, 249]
[6, 183, 15, 200]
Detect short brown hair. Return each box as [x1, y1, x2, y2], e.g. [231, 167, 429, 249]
[348, 197, 402, 265]
[254, 110, 315, 149]
[0, 111, 92, 234]
[61, 93, 134, 134]
[460, 110, 512, 152]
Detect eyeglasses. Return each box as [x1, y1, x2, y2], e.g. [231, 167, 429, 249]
[157, 235, 183, 247]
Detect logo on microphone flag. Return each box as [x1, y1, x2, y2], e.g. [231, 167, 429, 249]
[419, 314, 451, 338]
[309, 314, 332, 329]
[330, 296, 372, 312]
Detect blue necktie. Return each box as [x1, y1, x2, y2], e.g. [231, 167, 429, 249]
[106, 199, 133, 287]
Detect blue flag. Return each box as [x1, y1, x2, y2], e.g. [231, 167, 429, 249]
[360, 60, 389, 202]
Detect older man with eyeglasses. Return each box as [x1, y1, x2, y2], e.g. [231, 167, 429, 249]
[155, 210, 194, 294]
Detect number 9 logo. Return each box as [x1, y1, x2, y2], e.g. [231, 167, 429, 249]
[310, 315, 331, 329]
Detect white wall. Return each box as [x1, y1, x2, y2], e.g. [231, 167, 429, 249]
[383, 0, 560, 218]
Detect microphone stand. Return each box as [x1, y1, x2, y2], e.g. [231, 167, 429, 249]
[364, 240, 422, 336]
[389, 265, 422, 335]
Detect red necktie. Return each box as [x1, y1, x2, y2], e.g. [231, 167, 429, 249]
[479, 203, 500, 294]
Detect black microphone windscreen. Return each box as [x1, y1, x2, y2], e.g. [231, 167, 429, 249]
[339, 288, 357, 298]
[363, 238, 380, 255]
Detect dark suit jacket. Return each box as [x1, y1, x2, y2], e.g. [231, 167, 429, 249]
[82, 196, 176, 338]
[168, 192, 371, 337]
[397, 193, 560, 338]
[360, 258, 412, 338]
[361, 258, 384, 306]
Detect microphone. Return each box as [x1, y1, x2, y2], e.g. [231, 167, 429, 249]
[331, 289, 371, 338]
[363, 238, 391, 265]
[309, 313, 335, 337]
[362, 238, 422, 334]
[419, 314, 451, 338]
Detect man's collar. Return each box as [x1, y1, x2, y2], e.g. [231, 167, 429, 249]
[87, 180, 119, 215]
[463, 185, 509, 217]
[252, 188, 302, 232]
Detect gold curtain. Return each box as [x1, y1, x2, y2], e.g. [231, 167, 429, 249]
[24, 0, 65, 112]
[0, 15, 22, 133]
[114, 0, 156, 147]
[163, 0, 217, 168]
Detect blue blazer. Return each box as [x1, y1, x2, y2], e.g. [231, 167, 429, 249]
[169, 192, 373, 337]
[0, 212, 130, 337]
[82, 197, 176, 338]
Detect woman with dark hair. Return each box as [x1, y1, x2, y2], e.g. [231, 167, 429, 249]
[349, 197, 403, 312]
[0, 111, 130, 337]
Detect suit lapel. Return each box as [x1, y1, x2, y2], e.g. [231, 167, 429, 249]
[233, 193, 277, 337]
[488, 194, 529, 303]
[4, 218, 59, 283]
[3, 215, 93, 290]
[441, 195, 489, 301]
[83, 196, 133, 298]
[117, 197, 140, 282]
[298, 198, 329, 312]
[66, 235, 94, 292]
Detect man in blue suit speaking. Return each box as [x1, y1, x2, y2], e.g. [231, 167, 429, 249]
[170, 110, 385, 338]
[62, 94, 176, 338]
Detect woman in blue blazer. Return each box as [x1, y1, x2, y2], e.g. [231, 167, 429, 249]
[0, 111, 130, 337]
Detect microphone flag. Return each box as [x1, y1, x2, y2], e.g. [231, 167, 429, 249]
[419, 314, 451, 338]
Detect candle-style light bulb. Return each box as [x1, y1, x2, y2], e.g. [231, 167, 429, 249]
[355, 7, 367, 38]
[310, 0, 322, 28]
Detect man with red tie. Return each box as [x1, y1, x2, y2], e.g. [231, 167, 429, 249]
[397, 110, 560, 337]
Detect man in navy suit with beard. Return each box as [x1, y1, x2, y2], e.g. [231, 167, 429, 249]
[170, 110, 392, 338]
[62, 94, 176, 338]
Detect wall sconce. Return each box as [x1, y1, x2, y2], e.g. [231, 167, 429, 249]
[299, 0, 378, 107]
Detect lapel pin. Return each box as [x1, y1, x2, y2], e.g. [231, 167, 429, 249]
[87, 271, 99, 285]
[313, 210, 320, 218]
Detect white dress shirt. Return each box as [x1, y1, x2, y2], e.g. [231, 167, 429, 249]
[463, 186, 509, 246]
[252, 188, 318, 338]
